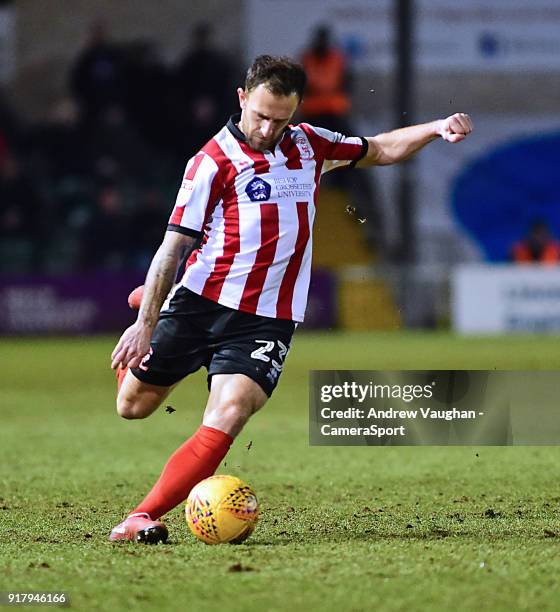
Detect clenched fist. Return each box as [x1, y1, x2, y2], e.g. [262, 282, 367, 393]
[437, 113, 473, 143]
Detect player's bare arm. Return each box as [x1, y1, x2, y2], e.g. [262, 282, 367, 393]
[357, 112, 473, 167]
[111, 231, 197, 370]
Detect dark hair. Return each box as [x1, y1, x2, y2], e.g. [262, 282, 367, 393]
[245, 55, 306, 102]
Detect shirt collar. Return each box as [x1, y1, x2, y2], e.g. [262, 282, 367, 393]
[226, 113, 247, 142]
[226, 113, 293, 149]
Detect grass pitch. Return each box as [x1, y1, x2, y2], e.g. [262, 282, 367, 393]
[1, 332, 560, 611]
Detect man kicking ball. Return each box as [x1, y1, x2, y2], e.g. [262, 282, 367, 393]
[109, 54, 473, 542]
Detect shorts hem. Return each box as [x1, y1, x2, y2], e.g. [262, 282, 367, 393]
[207, 367, 274, 398]
[130, 367, 183, 388]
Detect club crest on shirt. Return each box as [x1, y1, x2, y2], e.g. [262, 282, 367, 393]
[181, 178, 195, 192]
[245, 177, 271, 202]
[294, 135, 313, 160]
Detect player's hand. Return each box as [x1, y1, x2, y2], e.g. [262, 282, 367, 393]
[111, 321, 154, 370]
[437, 113, 473, 143]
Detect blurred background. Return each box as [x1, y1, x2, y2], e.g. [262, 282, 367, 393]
[1, 0, 560, 336]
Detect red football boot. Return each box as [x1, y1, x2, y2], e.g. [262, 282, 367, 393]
[127, 285, 144, 310]
[109, 512, 168, 544]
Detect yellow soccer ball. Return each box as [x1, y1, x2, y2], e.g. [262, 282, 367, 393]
[185, 475, 259, 544]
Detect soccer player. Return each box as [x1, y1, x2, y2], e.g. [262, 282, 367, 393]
[109, 55, 473, 542]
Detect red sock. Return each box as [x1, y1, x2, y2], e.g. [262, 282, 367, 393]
[132, 425, 233, 520]
[116, 366, 128, 392]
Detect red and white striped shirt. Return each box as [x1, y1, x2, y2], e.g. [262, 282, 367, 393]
[168, 116, 367, 322]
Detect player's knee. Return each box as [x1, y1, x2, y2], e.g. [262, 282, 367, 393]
[116, 396, 149, 420]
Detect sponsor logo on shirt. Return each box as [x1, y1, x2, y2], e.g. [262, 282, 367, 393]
[245, 177, 272, 202]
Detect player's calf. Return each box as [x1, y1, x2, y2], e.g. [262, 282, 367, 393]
[203, 373, 268, 437]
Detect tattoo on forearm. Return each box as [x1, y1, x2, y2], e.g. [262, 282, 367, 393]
[139, 236, 197, 327]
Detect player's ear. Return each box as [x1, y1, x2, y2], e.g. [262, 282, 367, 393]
[237, 87, 247, 110]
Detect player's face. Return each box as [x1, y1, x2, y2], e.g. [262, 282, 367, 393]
[238, 84, 299, 152]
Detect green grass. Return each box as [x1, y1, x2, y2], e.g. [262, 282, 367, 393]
[1, 332, 560, 611]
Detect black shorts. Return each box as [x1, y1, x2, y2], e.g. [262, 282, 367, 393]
[131, 287, 296, 397]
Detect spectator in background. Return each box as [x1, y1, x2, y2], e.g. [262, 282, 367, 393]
[300, 24, 351, 134]
[32, 98, 88, 180]
[130, 187, 168, 271]
[0, 88, 26, 153]
[174, 22, 236, 155]
[0, 130, 8, 169]
[81, 183, 130, 271]
[0, 152, 43, 269]
[299, 25, 384, 256]
[30, 98, 92, 243]
[511, 220, 560, 264]
[88, 105, 152, 182]
[70, 20, 125, 125]
[123, 40, 173, 153]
